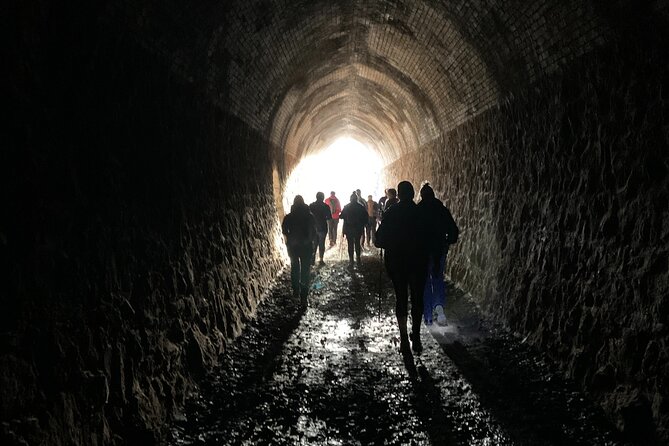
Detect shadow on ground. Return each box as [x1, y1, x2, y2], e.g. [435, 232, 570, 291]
[169, 246, 626, 446]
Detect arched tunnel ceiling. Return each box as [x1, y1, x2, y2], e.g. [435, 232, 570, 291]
[194, 0, 608, 164]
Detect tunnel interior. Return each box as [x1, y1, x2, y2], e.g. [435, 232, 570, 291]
[4, 0, 669, 444]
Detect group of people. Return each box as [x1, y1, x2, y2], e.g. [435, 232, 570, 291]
[282, 180, 458, 354]
[375, 181, 459, 354]
[322, 189, 396, 253]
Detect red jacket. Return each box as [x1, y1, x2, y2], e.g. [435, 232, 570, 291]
[324, 196, 342, 219]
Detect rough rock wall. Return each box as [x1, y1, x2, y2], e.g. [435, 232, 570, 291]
[384, 43, 669, 442]
[2, 5, 283, 445]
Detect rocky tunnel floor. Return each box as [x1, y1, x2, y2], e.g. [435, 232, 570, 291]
[169, 246, 627, 446]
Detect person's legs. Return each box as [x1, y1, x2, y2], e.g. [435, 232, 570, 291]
[289, 254, 300, 296]
[386, 257, 409, 352]
[433, 253, 447, 324]
[298, 245, 312, 298]
[409, 264, 427, 353]
[365, 221, 372, 247]
[432, 254, 446, 307]
[369, 218, 377, 246]
[328, 219, 336, 245]
[346, 235, 355, 264]
[311, 235, 318, 265]
[391, 273, 410, 343]
[353, 233, 362, 263]
[317, 231, 326, 261]
[423, 256, 435, 324]
[333, 219, 339, 244]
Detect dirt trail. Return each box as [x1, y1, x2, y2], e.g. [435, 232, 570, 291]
[170, 246, 624, 445]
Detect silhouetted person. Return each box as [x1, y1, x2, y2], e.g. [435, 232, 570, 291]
[339, 193, 368, 266]
[324, 191, 341, 246]
[282, 195, 316, 301]
[365, 195, 379, 247]
[355, 189, 368, 248]
[378, 189, 388, 211]
[383, 188, 399, 213]
[417, 183, 459, 326]
[309, 191, 331, 266]
[355, 188, 366, 207]
[375, 181, 427, 353]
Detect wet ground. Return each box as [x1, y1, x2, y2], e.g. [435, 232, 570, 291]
[169, 244, 627, 446]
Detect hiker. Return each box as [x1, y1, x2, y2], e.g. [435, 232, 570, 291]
[365, 195, 380, 248]
[375, 181, 427, 353]
[324, 191, 341, 246]
[383, 188, 399, 213]
[417, 183, 459, 326]
[339, 192, 369, 266]
[378, 189, 389, 211]
[309, 191, 332, 266]
[282, 195, 316, 301]
[355, 189, 369, 248]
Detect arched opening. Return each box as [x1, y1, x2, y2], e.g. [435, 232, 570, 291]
[281, 137, 384, 214]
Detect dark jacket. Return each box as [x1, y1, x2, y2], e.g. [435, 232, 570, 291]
[282, 204, 316, 255]
[417, 197, 459, 258]
[383, 197, 399, 213]
[339, 202, 368, 237]
[375, 200, 426, 271]
[309, 201, 332, 233]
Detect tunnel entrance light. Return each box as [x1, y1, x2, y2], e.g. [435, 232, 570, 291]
[283, 137, 384, 214]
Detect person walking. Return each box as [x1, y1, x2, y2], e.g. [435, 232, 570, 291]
[365, 195, 379, 248]
[282, 195, 316, 302]
[378, 189, 388, 212]
[383, 188, 399, 213]
[375, 181, 427, 354]
[339, 193, 368, 267]
[324, 191, 341, 246]
[355, 189, 368, 248]
[417, 183, 459, 326]
[309, 192, 332, 266]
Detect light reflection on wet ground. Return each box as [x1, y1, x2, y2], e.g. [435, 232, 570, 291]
[169, 246, 625, 445]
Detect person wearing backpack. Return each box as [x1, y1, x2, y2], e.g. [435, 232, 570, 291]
[282, 195, 317, 301]
[417, 183, 459, 326]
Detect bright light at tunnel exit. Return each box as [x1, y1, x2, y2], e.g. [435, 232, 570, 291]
[283, 138, 384, 214]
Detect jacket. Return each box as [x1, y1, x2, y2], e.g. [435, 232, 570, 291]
[309, 200, 332, 233]
[417, 197, 459, 257]
[282, 204, 316, 254]
[324, 196, 342, 219]
[339, 202, 368, 237]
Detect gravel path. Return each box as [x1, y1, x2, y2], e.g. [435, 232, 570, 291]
[169, 246, 625, 446]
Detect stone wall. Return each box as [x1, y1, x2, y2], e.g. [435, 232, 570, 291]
[384, 41, 669, 442]
[2, 5, 283, 445]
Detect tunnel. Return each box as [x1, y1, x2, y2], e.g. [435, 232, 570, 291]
[3, 0, 669, 444]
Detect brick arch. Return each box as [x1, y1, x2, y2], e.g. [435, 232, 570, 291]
[201, 0, 606, 166]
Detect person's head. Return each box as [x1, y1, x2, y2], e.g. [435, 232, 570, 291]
[397, 181, 414, 202]
[419, 182, 435, 200]
[293, 195, 305, 207]
[330, 191, 336, 197]
[387, 188, 397, 199]
[367, 195, 373, 201]
[350, 193, 358, 203]
[384, 188, 389, 196]
[356, 189, 361, 197]
[316, 191, 325, 201]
